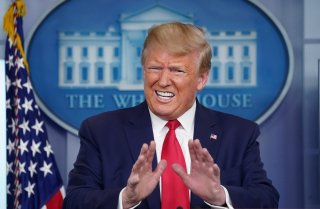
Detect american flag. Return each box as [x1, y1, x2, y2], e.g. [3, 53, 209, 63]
[5, 1, 65, 208]
[210, 133, 218, 140]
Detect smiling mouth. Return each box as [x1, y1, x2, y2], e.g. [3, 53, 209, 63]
[155, 90, 175, 100]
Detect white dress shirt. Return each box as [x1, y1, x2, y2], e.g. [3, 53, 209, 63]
[118, 101, 233, 209]
[150, 100, 196, 176]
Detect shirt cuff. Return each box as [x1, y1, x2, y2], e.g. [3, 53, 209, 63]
[204, 186, 234, 209]
[117, 188, 141, 209]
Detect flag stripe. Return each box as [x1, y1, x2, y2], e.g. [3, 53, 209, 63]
[46, 187, 64, 209]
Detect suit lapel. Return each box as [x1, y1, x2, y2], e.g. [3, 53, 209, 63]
[124, 101, 161, 209]
[193, 101, 221, 160]
[124, 102, 153, 160]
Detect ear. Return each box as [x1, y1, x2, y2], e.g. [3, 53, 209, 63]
[196, 71, 209, 91]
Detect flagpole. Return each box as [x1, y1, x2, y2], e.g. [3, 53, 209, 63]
[0, 59, 7, 209]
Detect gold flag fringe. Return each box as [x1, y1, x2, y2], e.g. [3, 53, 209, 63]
[3, 0, 30, 74]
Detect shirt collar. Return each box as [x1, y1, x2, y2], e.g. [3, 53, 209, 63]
[149, 101, 196, 135]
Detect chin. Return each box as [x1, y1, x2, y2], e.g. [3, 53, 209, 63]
[152, 109, 174, 119]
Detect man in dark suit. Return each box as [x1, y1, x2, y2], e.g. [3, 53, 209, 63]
[63, 22, 279, 209]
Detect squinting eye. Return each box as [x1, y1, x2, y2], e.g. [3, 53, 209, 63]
[170, 67, 185, 74]
[147, 67, 161, 71]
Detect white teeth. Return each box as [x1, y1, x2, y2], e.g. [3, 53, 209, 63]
[156, 91, 174, 97]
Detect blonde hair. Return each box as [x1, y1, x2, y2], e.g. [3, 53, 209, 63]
[141, 22, 212, 73]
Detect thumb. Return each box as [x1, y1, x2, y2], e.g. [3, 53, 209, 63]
[172, 163, 188, 180]
[154, 159, 167, 179]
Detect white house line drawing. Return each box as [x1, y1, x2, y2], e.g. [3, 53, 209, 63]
[58, 5, 257, 89]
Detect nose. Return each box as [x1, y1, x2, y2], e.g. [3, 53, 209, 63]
[158, 68, 171, 87]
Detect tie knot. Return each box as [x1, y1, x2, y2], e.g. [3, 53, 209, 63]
[166, 119, 180, 130]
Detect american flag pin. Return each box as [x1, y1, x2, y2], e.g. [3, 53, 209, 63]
[210, 133, 218, 140]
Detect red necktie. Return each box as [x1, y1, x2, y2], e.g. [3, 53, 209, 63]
[161, 120, 189, 209]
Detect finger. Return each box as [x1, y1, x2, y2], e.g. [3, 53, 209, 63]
[131, 155, 145, 174]
[131, 143, 148, 173]
[213, 163, 221, 178]
[153, 159, 167, 180]
[172, 163, 190, 186]
[146, 141, 156, 165]
[202, 148, 214, 164]
[139, 143, 149, 156]
[194, 139, 203, 149]
[193, 139, 205, 162]
[189, 140, 198, 162]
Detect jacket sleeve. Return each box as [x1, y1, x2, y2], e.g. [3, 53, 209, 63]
[224, 125, 279, 208]
[63, 119, 121, 209]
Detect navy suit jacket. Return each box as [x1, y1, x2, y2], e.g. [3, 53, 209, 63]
[63, 101, 279, 209]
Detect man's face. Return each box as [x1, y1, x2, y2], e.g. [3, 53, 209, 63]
[143, 45, 208, 120]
